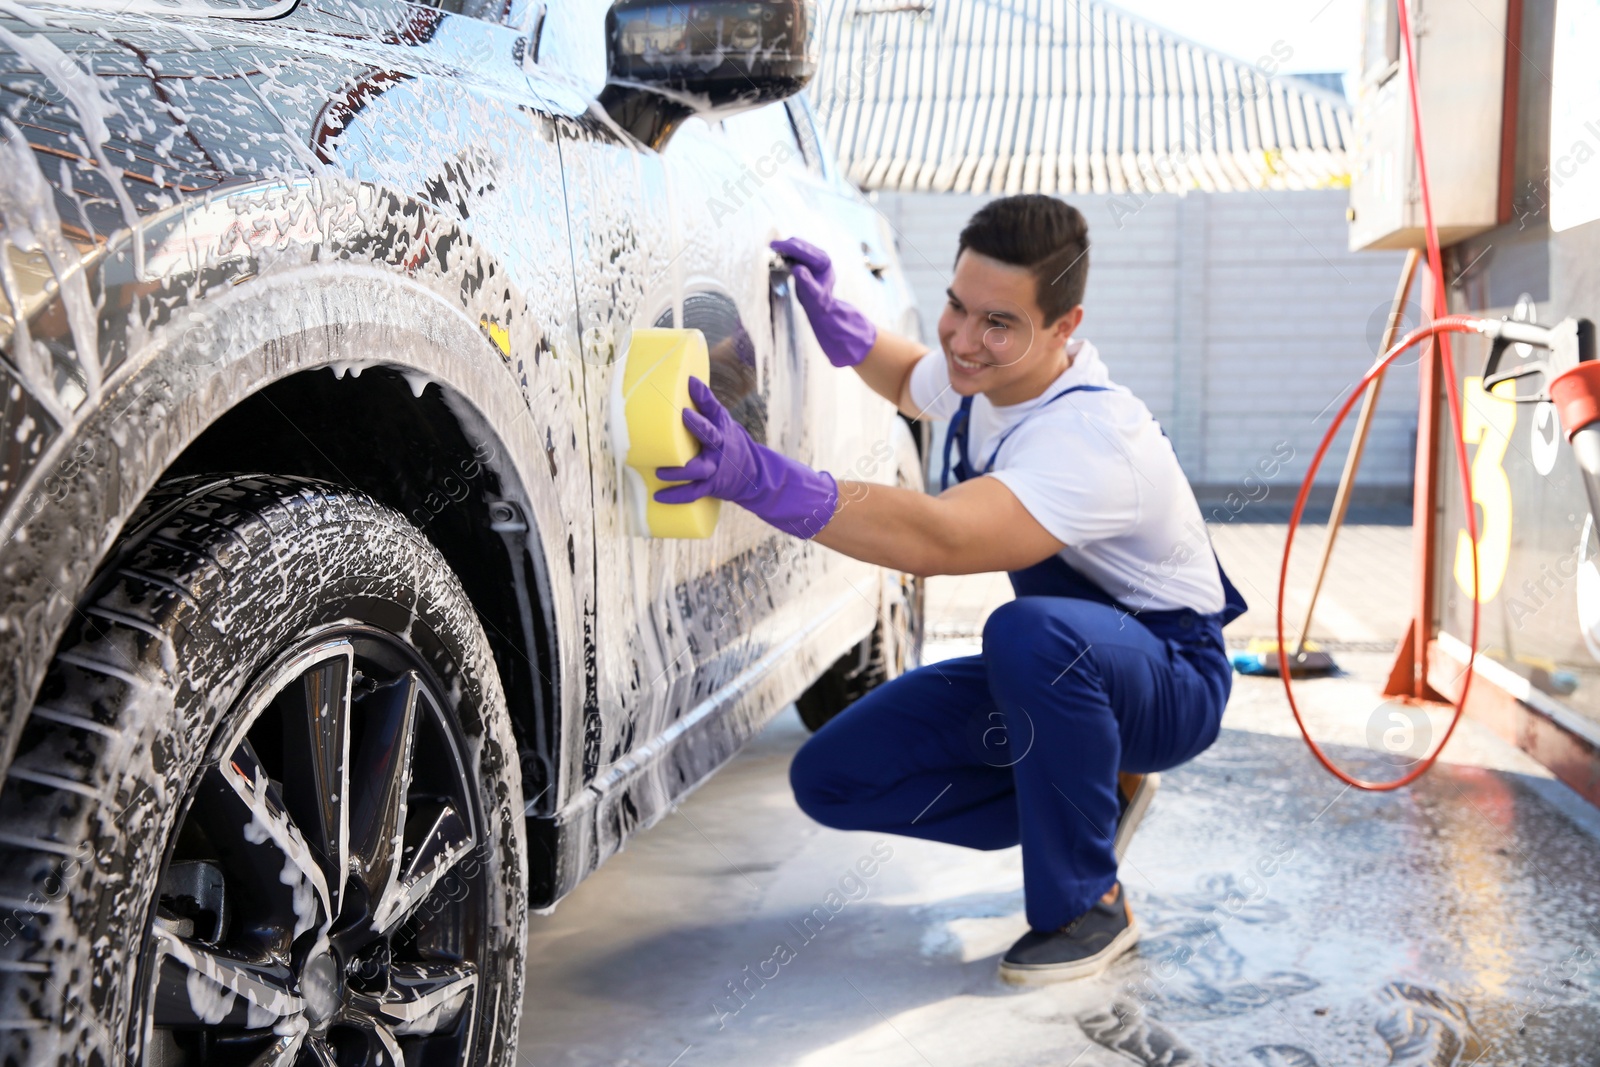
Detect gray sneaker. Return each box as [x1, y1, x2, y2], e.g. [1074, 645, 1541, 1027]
[998, 883, 1139, 985]
[1113, 771, 1159, 861]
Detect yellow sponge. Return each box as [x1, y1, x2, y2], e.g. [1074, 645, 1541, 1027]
[619, 328, 721, 539]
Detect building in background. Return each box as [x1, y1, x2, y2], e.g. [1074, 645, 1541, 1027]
[807, 0, 1412, 512]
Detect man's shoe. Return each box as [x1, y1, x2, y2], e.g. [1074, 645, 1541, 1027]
[1113, 771, 1159, 861]
[998, 883, 1139, 985]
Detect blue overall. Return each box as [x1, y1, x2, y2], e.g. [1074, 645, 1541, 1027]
[790, 386, 1247, 930]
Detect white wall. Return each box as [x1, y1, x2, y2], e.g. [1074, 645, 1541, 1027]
[873, 188, 1416, 506]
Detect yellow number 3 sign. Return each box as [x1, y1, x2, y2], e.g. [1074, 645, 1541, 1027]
[1453, 376, 1517, 602]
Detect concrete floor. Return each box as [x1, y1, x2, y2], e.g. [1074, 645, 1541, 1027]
[516, 527, 1600, 1066]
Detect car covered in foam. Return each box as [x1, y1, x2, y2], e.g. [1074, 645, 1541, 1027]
[0, 0, 922, 1061]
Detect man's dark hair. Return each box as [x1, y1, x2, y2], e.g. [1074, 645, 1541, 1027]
[956, 195, 1090, 325]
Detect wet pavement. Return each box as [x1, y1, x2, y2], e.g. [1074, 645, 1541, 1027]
[516, 527, 1600, 1065]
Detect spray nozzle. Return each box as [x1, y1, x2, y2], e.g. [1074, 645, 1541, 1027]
[1481, 316, 1596, 402]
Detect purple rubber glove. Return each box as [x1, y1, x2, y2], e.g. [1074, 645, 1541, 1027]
[655, 377, 839, 539]
[771, 236, 878, 368]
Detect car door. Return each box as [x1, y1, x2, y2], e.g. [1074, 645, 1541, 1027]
[557, 94, 886, 794]
[560, 106, 838, 790]
[685, 101, 892, 658]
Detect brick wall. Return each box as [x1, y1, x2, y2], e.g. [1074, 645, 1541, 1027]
[873, 188, 1416, 508]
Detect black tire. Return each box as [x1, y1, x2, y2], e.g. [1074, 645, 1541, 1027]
[0, 475, 526, 1067]
[796, 426, 926, 733]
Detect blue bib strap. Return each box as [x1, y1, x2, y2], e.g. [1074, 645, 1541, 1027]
[940, 395, 976, 491]
[938, 383, 1110, 489]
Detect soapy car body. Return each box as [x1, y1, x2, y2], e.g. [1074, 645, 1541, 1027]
[0, 1, 921, 1062]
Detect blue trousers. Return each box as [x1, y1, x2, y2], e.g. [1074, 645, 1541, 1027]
[789, 595, 1234, 931]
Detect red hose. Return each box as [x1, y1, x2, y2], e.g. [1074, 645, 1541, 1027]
[1276, 0, 1480, 789]
[1276, 317, 1485, 789]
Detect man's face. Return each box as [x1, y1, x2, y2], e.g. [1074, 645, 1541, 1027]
[935, 251, 1077, 399]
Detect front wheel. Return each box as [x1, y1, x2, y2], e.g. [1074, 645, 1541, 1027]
[0, 476, 526, 1067]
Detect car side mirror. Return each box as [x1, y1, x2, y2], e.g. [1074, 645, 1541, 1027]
[599, 0, 814, 150]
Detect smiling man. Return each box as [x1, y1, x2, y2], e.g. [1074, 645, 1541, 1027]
[654, 194, 1245, 983]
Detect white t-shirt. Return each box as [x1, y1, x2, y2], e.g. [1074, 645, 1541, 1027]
[909, 338, 1225, 615]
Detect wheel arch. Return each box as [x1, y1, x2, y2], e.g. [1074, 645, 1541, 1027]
[164, 362, 564, 817]
[1, 181, 587, 829]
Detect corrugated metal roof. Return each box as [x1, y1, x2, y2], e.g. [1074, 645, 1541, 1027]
[808, 0, 1354, 195]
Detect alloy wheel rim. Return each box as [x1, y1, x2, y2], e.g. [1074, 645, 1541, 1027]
[138, 628, 487, 1066]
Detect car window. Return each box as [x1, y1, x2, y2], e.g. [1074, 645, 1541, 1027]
[655, 294, 766, 444]
[720, 103, 807, 180]
[410, 0, 536, 28]
[785, 97, 829, 180]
